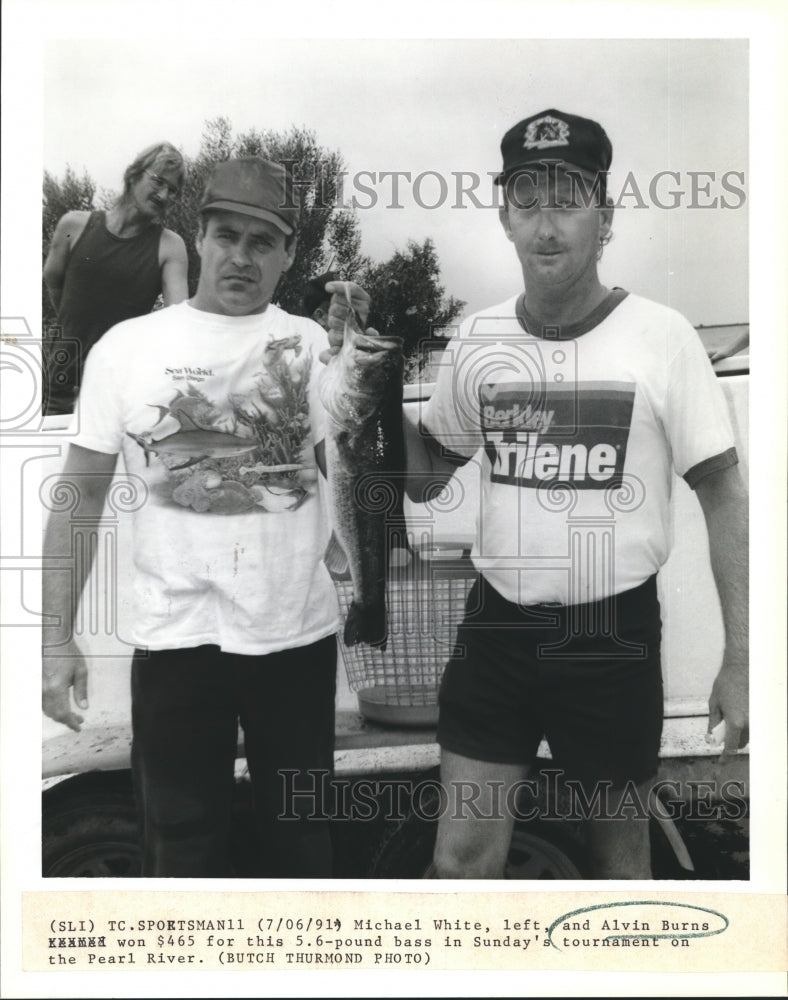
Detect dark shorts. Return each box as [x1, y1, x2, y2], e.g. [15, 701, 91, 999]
[437, 574, 663, 788]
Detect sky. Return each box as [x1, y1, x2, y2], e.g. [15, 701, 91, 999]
[40, 36, 750, 326]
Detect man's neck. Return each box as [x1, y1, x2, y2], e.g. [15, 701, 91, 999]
[105, 202, 152, 238]
[523, 274, 608, 329]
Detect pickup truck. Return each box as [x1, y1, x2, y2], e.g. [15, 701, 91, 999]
[36, 328, 749, 880]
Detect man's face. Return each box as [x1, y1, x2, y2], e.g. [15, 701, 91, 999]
[499, 167, 612, 292]
[194, 211, 296, 316]
[131, 163, 181, 222]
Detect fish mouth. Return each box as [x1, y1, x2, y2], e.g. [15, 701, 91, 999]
[343, 332, 404, 373]
[346, 329, 404, 352]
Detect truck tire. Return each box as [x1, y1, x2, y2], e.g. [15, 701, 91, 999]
[504, 823, 587, 879]
[371, 815, 587, 879]
[41, 776, 273, 878]
[42, 788, 141, 878]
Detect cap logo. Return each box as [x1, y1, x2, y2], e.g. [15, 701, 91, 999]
[523, 115, 570, 150]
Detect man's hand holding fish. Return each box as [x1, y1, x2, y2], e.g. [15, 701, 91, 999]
[322, 280, 373, 358]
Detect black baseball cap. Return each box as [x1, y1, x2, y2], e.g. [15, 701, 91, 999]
[495, 109, 613, 184]
[200, 158, 300, 235]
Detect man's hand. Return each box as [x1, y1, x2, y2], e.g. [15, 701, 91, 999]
[694, 465, 748, 765]
[707, 647, 749, 763]
[43, 642, 89, 733]
[706, 329, 749, 364]
[322, 280, 372, 357]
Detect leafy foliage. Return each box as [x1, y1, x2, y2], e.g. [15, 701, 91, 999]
[41, 118, 465, 367]
[359, 238, 465, 379]
[41, 167, 96, 327]
[161, 117, 369, 314]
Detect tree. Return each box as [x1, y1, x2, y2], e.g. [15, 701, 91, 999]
[40, 122, 465, 361]
[41, 118, 368, 321]
[359, 238, 465, 380]
[42, 166, 96, 327]
[164, 117, 369, 315]
[326, 209, 371, 280]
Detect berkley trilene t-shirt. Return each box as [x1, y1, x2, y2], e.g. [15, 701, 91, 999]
[69, 300, 339, 655]
[422, 291, 738, 607]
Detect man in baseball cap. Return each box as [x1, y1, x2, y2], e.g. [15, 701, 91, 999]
[495, 108, 613, 184]
[43, 157, 362, 878]
[200, 157, 300, 235]
[405, 108, 748, 880]
[190, 157, 301, 316]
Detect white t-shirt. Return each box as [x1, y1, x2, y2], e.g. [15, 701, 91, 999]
[422, 291, 738, 606]
[70, 300, 339, 654]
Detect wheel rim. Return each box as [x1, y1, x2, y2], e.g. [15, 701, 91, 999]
[504, 827, 582, 879]
[45, 841, 141, 877]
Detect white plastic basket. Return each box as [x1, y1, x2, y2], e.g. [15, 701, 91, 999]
[332, 541, 476, 726]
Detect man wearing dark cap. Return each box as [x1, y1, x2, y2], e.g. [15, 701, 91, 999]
[42, 158, 362, 877]
[406, 109, 748, 877]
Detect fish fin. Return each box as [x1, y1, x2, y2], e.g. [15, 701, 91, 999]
[178, 410, 203, 430]
[147, 404, 171, 426]
[344, 601, 388, 651]
[126, 431, 152, 466]
[323, 531, 349, 577]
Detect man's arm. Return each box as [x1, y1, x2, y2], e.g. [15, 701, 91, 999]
[159, 229, 189, 306]
[42, 211, 90, 313]
[706, 329, 749, 364]
[42, 444, 117, 732]
[403, 411, 463, 503]
[694, 462, 749, 760]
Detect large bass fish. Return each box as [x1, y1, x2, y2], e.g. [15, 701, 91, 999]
[319, 290, 406, 650]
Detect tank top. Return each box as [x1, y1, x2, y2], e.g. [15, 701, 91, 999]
[43, 210, 162, 415]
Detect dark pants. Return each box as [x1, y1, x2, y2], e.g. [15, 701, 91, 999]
[130, 636, 337, 878]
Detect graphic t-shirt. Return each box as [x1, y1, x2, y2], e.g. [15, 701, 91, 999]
[70, 300, 339, 654]
[422, 291, 738, 606]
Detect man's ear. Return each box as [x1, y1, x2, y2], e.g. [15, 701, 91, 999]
[499, 205, 514, 242]
[599, 198, 614, 244]
[283, 237, 298, 273]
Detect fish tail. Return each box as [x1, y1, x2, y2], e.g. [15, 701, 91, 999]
[343, 601, 387, 651]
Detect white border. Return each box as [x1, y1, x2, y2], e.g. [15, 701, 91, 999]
[2, 1, 786, 997]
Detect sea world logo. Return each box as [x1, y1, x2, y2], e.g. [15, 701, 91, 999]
[480, 381, 636, 491]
